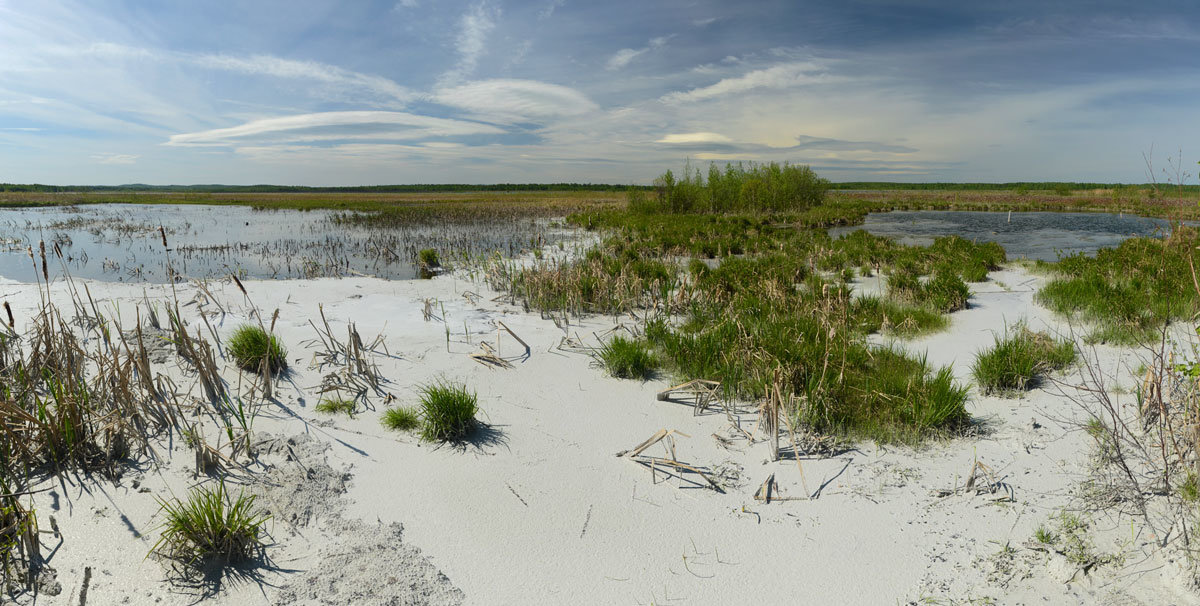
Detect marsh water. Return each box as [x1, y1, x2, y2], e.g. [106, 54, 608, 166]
[0, 205, 1180, 283]
[829, 210, 1180, 262]
[0, 204, 568, 283]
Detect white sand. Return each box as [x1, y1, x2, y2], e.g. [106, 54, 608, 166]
[1, 265, 1196, 605]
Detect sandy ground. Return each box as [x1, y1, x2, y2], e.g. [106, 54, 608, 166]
[1, 263, 1198, 605]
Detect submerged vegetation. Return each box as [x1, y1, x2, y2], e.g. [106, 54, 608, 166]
[972, 325, 1076, 394]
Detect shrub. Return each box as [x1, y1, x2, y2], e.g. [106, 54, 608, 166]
[315, 398, 355, 416]
[152, 481, 269, 567]
[597, 336, 658, 380]
[226, 324, 287, 373]
[381, 406, 420, 431]
[418, 380, 478, 441]
[972, 326, 1076, 394]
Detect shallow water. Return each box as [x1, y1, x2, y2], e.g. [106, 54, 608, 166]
[828, 210, 1179, 262]
[0, 204, 566, 283]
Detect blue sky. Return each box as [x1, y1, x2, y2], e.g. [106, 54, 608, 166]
[0, 0, 1198, 185]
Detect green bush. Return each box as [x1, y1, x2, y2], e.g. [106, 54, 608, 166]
[972, 326, 1076, 394]
[152, 481, 269, 567]
[418, 380, 478, 441]
[227, 324, 287, 373]
[597, 336, 658, 380]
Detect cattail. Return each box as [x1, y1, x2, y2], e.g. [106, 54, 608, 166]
[39, 240, 47, 282]
[231, 273, 247, 296]
[3, 301, 12, 329]
[159, 225, 168, 248]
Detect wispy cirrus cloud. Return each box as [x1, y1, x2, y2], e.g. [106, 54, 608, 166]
[655, 132, 731, 144]
[605, 36, 671, 71]
[661, 61, 836, 103]
[439, 1, 499, 86]
[431, 79, 598, 122]
[90, 152, 138, 164]
[191, 54, 414, 105]
[166, 111, 504, 147]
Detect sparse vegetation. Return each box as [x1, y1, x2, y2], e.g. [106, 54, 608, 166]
[227, 324, 287, 373]
[152, 481, 270, 568]
[316, 397, 356, 416]
[596, 336, 658, 380]
[972, 325, 1076, 394]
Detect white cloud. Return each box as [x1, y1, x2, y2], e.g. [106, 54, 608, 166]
[605, 36, 671, 71]
[166, 111, 505, 147]
[661, 61, 832, 103]
[656, 132, 731, 144]
[192, 54, 412, 105]
[432, 79, 598, 121]
[395, 0, 419, 8]
[90, 153, 138, 164]
[538, 0, 566, 20]
[440, 1, 499, 85]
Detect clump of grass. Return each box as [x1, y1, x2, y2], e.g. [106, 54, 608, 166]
[381, 406, 421, 431]
[597, 336, 658, 380]
[417, 380, 478, 442]
[1034, 524, 1058, 545]
[1180, 472, 1200, 503]
[972, 325, 1076, 395]
[226, 324, 287, 373]
[1036, 228, 1200, 344]
[924, 269, 970, 313]
[152, 481, 269, 568]
[315, 397, 356, 416]
[418, 248, 440, 268]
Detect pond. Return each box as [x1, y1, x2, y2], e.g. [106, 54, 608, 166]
[828, 210, 1181, 262]
[0, 204, 568, 283]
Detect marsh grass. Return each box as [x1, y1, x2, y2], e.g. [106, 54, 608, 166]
[417, 380, 478, 442]
[381, 406, 420, 431]
[972, 325, 1076, 394]
[315, 397, 356, 416]
[152, 481, 269, 569]
[226, 324, 287, 373]
[418, 248, 440, 268]
[1036, 227, 1199, 344]
[596, 336, 657, 380]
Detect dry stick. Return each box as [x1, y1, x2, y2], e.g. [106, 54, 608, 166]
[496, 321, 530, 357]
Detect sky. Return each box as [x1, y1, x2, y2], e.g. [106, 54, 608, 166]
[0, 0, 1198, 185]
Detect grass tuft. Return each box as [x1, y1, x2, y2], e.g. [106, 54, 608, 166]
[152, 481, 269, 568]
[418, 380, 478, 442]
[226, 324, 287, 373]
[972, 325, 1076, 395]
[418, 248, 440, 268]
[315, 397, 356, 416]
[381, 406, 421, 431]
[597, 336, 658, 380]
